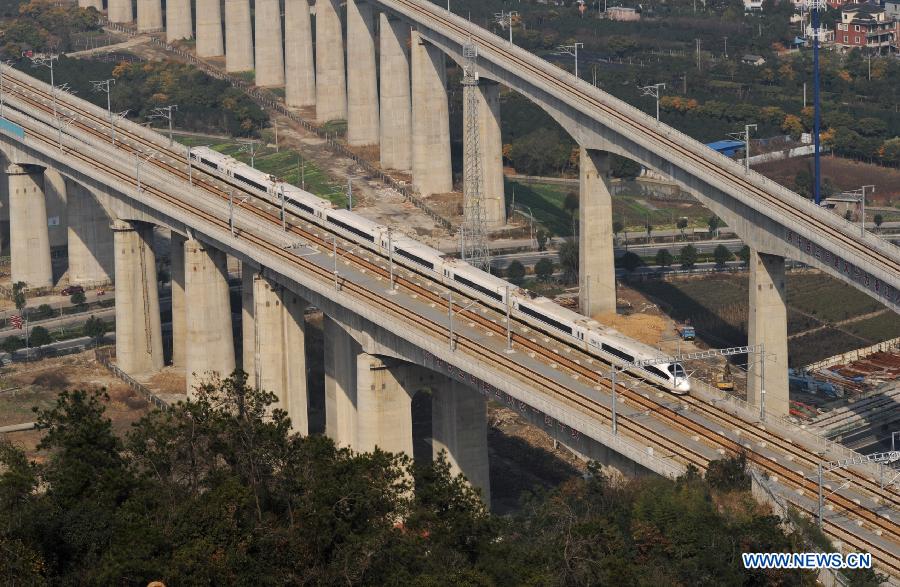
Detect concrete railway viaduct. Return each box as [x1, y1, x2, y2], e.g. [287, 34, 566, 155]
[1, 0, 900, 576]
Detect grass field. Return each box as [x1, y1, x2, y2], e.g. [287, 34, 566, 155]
[505, 179, 720, 237]
[631, 271, 900, 366]
[176, 135, 347, 207]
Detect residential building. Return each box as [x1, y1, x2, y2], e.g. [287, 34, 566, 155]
[606, 6, 640, 20]
[834, 4, 895, 53]
[741, 54, 767, 65]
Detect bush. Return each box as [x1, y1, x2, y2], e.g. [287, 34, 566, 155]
[506, 260, 526, 285]
[29, 326, 52, 347]
[619, 251, 644, 272]
[655, 248, 674, 267]
[705, 453, 750, 492]
[713, 244, 734, 267]
[680, 244, 699, 269]
[534, 258, 555, 281]
[1, 336, 24, 354]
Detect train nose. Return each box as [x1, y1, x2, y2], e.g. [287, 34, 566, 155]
[676, 379, 691, 393]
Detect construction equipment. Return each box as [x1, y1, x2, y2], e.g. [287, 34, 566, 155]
[715, 363, 734, 391]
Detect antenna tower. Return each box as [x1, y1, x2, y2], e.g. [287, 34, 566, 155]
[460, 41, 491, 271]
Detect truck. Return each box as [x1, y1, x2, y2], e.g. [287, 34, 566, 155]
[715, 363, 734, 391]
[678, 324, 695, 341]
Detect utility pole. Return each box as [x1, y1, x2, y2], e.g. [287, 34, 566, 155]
[811, 0, 825, 204]
[723, 36, 728, 59]
[640, 82, 666, 122]
[28, 52, 59, 122]
[494, 11, 518, 44]
[148, 104, 178, 146]
[237, 139, 260, 168]
[695, 39, 702, 71]
[729, 124, 757, 172]
[90, 78, 116, 143]
[555, 42, 584, 78]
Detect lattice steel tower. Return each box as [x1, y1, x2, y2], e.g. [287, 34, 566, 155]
[460, 42, 491, 271]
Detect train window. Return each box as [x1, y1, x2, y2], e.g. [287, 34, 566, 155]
[601, 343, 633, 363]
[326, 215, 375, 242]
[290, 200, 314, 214]
[518, 304, 573, 335]
[453, 274, 503, 301]
[200, 158, 218, 168]
[234, 174, 268, 192]
[395, 247, 435, 270]
[645, 366, 669, 380]
[668, 364, 686, 376]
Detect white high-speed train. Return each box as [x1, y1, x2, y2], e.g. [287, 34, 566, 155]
[190, 146, 690, 394]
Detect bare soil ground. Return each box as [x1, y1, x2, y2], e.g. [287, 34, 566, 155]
[755, 156, 900, 204]
[0, 349, 152, 460]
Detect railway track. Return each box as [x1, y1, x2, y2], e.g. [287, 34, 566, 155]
[390, 0, 900, 285]
[2, 73, 899, 574]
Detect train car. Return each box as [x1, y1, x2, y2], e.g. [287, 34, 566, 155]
[441, 258, 510, 306]
[585, 326, 690, 394]
[387, 232, 445, 276]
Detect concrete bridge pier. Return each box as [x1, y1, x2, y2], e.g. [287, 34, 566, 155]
[747, 250, 790, 418]
[247, 273, 309, 433]
[432, 377, 490, 504]
[224, 0, 253, 72]
[195, 0, 224, 58]
[463, 79, 506, 228]
[65, 180, 113, 286]
[254, 0, 285, 87]
[184, 239, 235, 395]
[113, 220, 164, 376]
[136, 0, 164, 32]
[346, 0, 379, 147]
[355, 356, 415, 456]
[578, 149, 616, 317]
[378, 15, 412, 172]
[314, 0, 347, 123]
[170, 232, 187, 368]
[411, 30, 452, 196]
[165, 0, 193, 42]
[325, 315, 360, 447]
[8, 164, 52, 289]
[107, 0, 133, 23]
[284, 0, 316, 107]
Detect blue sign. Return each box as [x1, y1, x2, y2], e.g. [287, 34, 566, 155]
[0, 117, 25, 139]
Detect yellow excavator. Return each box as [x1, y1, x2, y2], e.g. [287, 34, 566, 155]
[715, 363, 735, 391]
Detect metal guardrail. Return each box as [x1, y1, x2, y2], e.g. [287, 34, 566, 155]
[94, 347, 169, 410]
[103, 22, 454, 232]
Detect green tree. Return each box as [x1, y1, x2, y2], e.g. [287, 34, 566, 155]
[620, 251, 644, 272]
[12, 281, 26, 313]
[705, 453, 749, 491]
[536, 229, 549, 252]
[563, 191, 578, 219]
[713, 244, 734, 267]
[707, 216, 722, 238]
[680, 244, 699, 269]
[609, 155, 641, 179]
[506, 260, 526, 285]
[35, 303, 54, 320]
[874, 214, 883, 231]
[655, 248, 674, 267]
[645, 222, 653, 243]
[29, 326, 51, 347]
[83, 315, 107, 347]
[70, 291, 87, 308]
[1, 336, 24, 354]
[738, 245, 751, 266]
[534, 258, 555, 281]
[557, 238, 578, 283]
[676, 217, 689, 241]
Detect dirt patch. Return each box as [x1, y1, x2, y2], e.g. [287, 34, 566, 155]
[0, 350, 153, 459]
[755, 156, 900, 204]
[593, 310, 672, 347]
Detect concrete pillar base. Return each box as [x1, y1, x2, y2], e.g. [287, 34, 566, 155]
[314, 0, 347, 122]
[254, 0, 285, 87]
[432, 378, 491, 504]
[184, 239, 235, 395]
[249, 274, 309, 433]
[136, 0, 164, 32]
[107, 0, 133, 23]
[379, 15, 412, 172]
[8, 164, 52, 289]
[166, 0, 193, 42]
[411, 30, 452, 196]
[224, 0, 253, 72]
[66, 181, 113, 287]
[324, 315, 359, 447]
[195, 0, 224, 58]
[170, 233, 186, 368]
[579, 149, 616, 317]
[346, 0, 379, 147]
[284, 0, 316, 107]
[113, 220, 164, 376]
[463, 80, 505, 228]
[356, 356, 416, 455]
[748, 250, 790, 419]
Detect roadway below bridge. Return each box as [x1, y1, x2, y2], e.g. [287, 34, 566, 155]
[0, 65, 899, 577]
